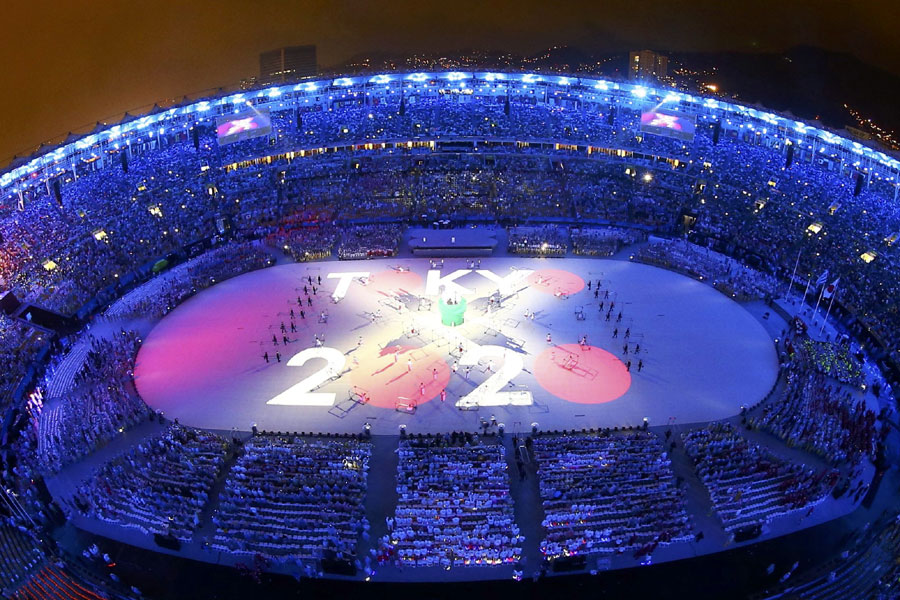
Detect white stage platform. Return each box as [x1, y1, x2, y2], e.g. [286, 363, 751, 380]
[133, 257, 780, 435]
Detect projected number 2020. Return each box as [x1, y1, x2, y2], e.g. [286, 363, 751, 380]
[457, 345, 533, 408]
[266, 345, 532, 408]
[266, 347, 346, 406]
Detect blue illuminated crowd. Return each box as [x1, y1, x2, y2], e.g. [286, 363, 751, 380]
[2, 97, 897, 361]
[2, 96, 895, 362]
[0, 87, 896, 591]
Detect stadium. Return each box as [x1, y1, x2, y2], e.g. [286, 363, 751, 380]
[0, 70, 898, 599]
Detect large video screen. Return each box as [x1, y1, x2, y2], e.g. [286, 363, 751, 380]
[216, 108, 272, 145]
[640, 109, 696, 141]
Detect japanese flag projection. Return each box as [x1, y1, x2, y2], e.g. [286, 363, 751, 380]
[216, 108, 272, 145]
[640, 109, 696, 141]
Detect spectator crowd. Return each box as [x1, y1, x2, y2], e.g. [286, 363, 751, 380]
[682, 423, 837, 535]
[534, 430, 692, 560]
[750, 366, 877, 466]
[76, 425, 228, 542]
[212, 435, 370, 565]
[636, 238, 780, 300]
[38, 329, 150, 472]
[0, 85, 896, 587]
[380, 434, 523, 568]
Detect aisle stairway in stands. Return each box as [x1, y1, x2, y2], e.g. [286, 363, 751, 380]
[772, 521, 900, 600]
[12, 565, 109, 600]
[504, 433, 545, 573]
[45, 340, 93, 399]
[190, 434, 242, 548]
[665, 429, 729, 548]
[790, 544, 891, 600]
[357, 435, 399, 568]
[0, 524, 45, 595]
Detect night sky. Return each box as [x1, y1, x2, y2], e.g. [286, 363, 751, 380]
[1, 1, 897, 163]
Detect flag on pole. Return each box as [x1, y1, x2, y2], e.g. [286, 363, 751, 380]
[822, 278, 840, 299]
[812, 270, 829, 319]
[821, 278, 840, 335]
[17, 191, 24, 211]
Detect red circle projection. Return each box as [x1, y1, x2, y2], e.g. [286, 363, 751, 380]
[349, 344, 450, 408]
[527, 269, 585, 296]
[534, 343, 631, 404]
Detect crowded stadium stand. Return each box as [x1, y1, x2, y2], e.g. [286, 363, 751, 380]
[534, 430, 692, 560]
[682, 423, 837, 535]
[382, 435, 522, 568]
[0, 70, 897, 597]
[211, 435, 370, 564]
[75, 425, 228, 542]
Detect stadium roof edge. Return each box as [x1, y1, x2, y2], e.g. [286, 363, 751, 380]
[2, 70, 899, 192]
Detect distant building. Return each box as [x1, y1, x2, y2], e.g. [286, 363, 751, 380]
[629, 50, 668, 82]
[259, 45, 317, 84]
[239, 76, 258, 90]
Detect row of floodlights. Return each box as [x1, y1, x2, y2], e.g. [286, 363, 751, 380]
[4, 71, 899, 190]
